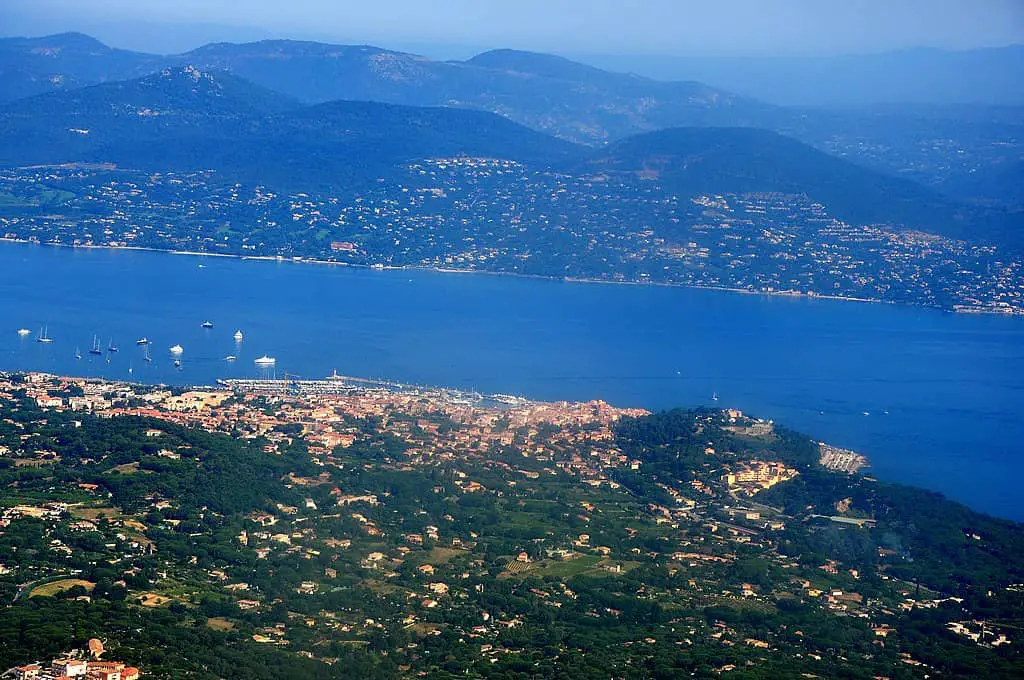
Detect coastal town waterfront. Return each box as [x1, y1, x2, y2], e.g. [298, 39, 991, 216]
[0, 242, 1021, 519]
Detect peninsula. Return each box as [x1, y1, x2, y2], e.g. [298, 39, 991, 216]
[0, 371, 1021, 678]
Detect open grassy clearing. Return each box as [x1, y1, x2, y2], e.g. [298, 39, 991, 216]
[30, 579, 95, 597]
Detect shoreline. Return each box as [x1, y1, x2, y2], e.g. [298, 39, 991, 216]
[4, 366, 869, 474]
[4, 237, 1016, 316]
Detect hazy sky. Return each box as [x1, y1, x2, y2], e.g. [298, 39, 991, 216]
[2, 0, 1023, 56]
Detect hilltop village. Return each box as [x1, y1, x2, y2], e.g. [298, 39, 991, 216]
[0, 371, 1021, 679]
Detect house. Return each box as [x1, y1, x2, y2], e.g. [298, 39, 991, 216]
[36, 396, 64, 408]
[52, 659, 88, 677]
[86, 661, 126, 680]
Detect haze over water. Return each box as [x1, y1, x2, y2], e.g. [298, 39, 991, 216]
[3, 242, 1023, 520]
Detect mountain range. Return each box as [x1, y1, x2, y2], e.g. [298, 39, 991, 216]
[2, 32, 1021, 213]
[1, 65, 1015, 249]
[0, 67, 578, 189]
[0, 32, 778, 145]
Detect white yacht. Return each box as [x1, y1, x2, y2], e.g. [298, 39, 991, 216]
[36, 326, 53, 343]
[233, 330, 244, 341]
[169, 344, 184, 355]
[17, 328, 31, 336]
[254, 355, 276, 365]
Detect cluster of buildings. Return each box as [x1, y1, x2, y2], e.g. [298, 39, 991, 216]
[2, 160, 1021, 314]
[721, 460, 798, 495]
[3, 372, 649, 478]
[8, 640, 139, 680]
[818, 442, 869, 473]
[685, 192, 1024, 313]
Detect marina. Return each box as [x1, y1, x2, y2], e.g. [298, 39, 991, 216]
[219, 373, 527, 406]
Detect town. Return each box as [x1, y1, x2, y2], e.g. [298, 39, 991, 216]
[0, 370, 1020, 678]
[1, 159, 1021, 315]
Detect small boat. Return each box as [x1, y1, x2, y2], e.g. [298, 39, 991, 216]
[136, 337, 149, 345]
[173, 359, 182, 368]
[74, 347, 82, 360]
[36, 326, 53, 343]
[712, 392, 719, 402]
[89, 335, 103, 355]
[169, 344, 184, 355]
[107, 338, 118, 352]
[225, 355, 237, 362]
[254, 355, 276, 365]
[17, 328, 31, 336]
[233, 330, 244, 341]
[201, 321, 214, 329]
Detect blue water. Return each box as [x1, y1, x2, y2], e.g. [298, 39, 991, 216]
[2, 242, 1023, 520]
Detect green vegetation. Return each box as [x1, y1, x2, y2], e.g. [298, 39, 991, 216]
[1, 391, 1022, 678]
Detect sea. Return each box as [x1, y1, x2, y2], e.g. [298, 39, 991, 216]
[2, 242, 1023, 520]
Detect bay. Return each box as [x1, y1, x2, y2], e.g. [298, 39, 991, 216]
[2, 242, 1022, 520]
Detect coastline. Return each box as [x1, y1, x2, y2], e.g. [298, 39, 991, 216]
[1, 238, 1021, 521]
[3, 366, 869, 474]
[3, 236, 1006, 315]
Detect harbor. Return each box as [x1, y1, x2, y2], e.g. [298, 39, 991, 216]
[218, 372, 533, 407]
